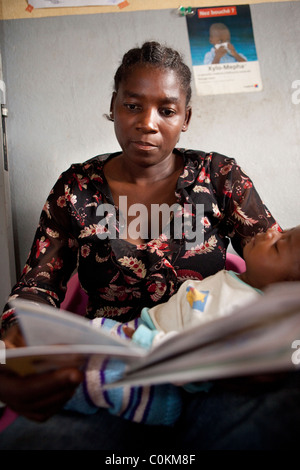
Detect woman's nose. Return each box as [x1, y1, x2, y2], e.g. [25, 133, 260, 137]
[136, 109, 158, 133]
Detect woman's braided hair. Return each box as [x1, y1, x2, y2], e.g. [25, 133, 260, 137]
[113, 41, 192, 105]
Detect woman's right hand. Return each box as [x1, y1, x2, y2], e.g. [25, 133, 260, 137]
[0, 325, 84, 422]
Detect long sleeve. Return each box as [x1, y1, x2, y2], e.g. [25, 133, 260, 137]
[208, 154, 280, 256]
[1, 170, 79, 334]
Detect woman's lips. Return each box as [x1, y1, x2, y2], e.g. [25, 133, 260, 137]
[131, 141, 157, 151]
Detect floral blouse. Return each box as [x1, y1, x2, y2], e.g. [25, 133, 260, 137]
[1, 149, 278, 332]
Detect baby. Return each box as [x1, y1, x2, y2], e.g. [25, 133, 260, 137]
[133, 226, 300, 348]
[66, 226, 300, 425]
[204, 23, 247, 65]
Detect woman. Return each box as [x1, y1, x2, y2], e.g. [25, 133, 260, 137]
[1, 42, 298, 450]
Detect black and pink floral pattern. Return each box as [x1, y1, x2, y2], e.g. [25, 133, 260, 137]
[1, 149, 279, 331]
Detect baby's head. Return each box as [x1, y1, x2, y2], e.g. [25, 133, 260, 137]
[241, 226, 300, 289]
[209, 23, 231, 47]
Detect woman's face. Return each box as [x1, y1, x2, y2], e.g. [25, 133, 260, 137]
[111, 65, 191, 168]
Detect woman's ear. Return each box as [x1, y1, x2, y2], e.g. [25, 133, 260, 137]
[182, 106, 192, 132]
[109, 92, 117, 121]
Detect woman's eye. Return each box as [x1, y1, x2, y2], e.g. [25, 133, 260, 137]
[161, 108, 176, 117]
[125, 104, 139, 111]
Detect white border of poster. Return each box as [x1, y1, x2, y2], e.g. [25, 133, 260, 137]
[186, 5, 263, 96]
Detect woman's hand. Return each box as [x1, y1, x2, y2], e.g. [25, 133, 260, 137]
[0, 367, 83, 422]
[0, 325, 84, 422]
[2, 323, 26, 348]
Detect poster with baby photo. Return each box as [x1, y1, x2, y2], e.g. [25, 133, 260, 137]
[186, 5, 263, 95]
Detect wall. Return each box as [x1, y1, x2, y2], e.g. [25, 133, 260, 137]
[1, 1, 300, 273]
[0, 28, 16, 309]
[1, 0, 298, 19]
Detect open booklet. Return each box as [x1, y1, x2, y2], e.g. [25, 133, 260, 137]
[4, 281, 300, 387]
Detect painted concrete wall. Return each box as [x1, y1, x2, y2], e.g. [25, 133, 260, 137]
[0, 35, 16, 309]
[1, 2, 300, 273]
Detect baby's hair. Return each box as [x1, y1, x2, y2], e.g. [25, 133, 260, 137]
[209, 23, 230, 34]
[113, 41, 192, 106]
[284, 225, 300, 282]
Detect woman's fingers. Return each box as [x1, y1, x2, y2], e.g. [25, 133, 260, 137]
[0, 367, 83, 421]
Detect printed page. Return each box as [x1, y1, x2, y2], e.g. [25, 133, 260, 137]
[29, 0, 120, 7]
[186, 5, 263, 96]
[6, 282, 300, 384]
[131, 282, 300, 370]
[5, 344, 141, 376]
[110, 308, 300, 387]
[10, 298, 142, 350]
[5, 299, 146, 375]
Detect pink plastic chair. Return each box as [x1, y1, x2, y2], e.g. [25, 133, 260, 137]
[0, 407, 18, 433]
[0, 253, 245, 432]
[61, 274, 88, 315]
[225, 252, 246, 273]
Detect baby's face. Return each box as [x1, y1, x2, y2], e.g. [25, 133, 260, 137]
[209, 30, 231, 46]
[243, 226, 300, 288]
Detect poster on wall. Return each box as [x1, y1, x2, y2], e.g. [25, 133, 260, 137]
[28, 0, 121, 7]
[186, 5, 263, 96]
